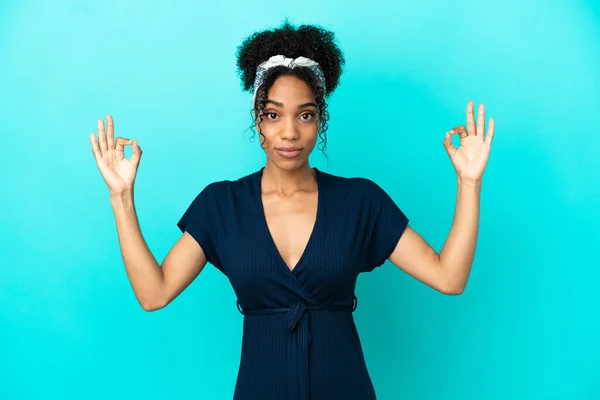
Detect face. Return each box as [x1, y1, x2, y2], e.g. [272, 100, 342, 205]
[255, 74, 320, 171]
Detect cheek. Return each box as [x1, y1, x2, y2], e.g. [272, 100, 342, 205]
[255, 125, 274, 149]
[306, 135, 318, 151]
[307, 125, 320, 144]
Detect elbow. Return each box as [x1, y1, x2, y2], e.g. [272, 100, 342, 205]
[141, 302, 165, 312]
[141, 303, 161, 312]
[438, 271, 467, 295]
[441, 284, 465, 296]
[439, 277, 467, 295]
[139, 296, 168, 312]
[436, 259, 467, 295]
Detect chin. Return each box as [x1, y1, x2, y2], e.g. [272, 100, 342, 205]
[269, 156, 309, 171]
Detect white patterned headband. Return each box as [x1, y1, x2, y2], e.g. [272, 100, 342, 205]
[252, 54, 327, 107]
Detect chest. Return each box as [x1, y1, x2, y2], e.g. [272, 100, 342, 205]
[262, 191, 318, 272]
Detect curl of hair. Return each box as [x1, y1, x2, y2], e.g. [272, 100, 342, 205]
[235, 20, 345, 156]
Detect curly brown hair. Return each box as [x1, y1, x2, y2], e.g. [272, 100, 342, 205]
[235, 19, 345, 156]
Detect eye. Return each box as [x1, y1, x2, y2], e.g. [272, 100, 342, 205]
[300, 112, 315, 121]
[266, 112, 278, 120]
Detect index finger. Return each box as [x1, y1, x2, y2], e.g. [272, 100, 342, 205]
[477, 104, 485, 136]
[107, 114, 115, 149]
[466, 100, 476, 136]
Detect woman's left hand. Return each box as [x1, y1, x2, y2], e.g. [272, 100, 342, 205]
[443, 100, 495, 184]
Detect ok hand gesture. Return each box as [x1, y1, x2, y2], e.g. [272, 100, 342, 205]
[90, 115, 142, 197]
[443, 101, 495, 184]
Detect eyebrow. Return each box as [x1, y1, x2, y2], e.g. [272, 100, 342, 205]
[266, 100, 318, 109]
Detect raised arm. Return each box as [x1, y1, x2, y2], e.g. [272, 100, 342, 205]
[388, 180, 481, 295]
[91, 115, 207, 311]
[110, 193, 208, 311]
[387, 101, 495, 295]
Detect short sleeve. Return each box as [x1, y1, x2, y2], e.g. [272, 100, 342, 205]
[176, 183, 223, 272]
[363, 179, 409, 272]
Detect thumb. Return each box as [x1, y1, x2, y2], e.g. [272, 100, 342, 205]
[443, 131, 457, 159]
[130, 140, 143, 166]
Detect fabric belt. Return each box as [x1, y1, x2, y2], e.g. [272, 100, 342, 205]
[236, 296, 358, 400]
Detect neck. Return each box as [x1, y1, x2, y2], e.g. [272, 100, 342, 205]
[261, 161, 317, 195]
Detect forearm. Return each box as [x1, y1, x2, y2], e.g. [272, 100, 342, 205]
[437, 178, 482, 293]
[110, 191, 165, 310]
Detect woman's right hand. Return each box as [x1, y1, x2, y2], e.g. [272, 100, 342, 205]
[90, 115, 142, 197]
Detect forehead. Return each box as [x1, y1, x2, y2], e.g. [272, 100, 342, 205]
[267, 75, 315, 103]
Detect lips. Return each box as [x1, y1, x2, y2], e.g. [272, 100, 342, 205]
[275, 147, 302, 158]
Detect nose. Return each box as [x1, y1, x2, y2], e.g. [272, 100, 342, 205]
[280, 117, 299, 140]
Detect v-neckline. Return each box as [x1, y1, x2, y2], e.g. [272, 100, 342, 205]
[256, 167, 323, 275]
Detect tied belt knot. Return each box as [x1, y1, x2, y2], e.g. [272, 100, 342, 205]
[236, 296, 358, 400]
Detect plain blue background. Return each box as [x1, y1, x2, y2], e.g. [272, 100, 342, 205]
[1, 0, 599, 399]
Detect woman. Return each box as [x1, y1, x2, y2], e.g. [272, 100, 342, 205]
[90, 21, 494, 400]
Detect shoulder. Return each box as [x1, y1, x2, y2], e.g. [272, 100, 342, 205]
[320, 170, 402, 218]
[319, 169, 387, 198]
[190, 169, 259, 206]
